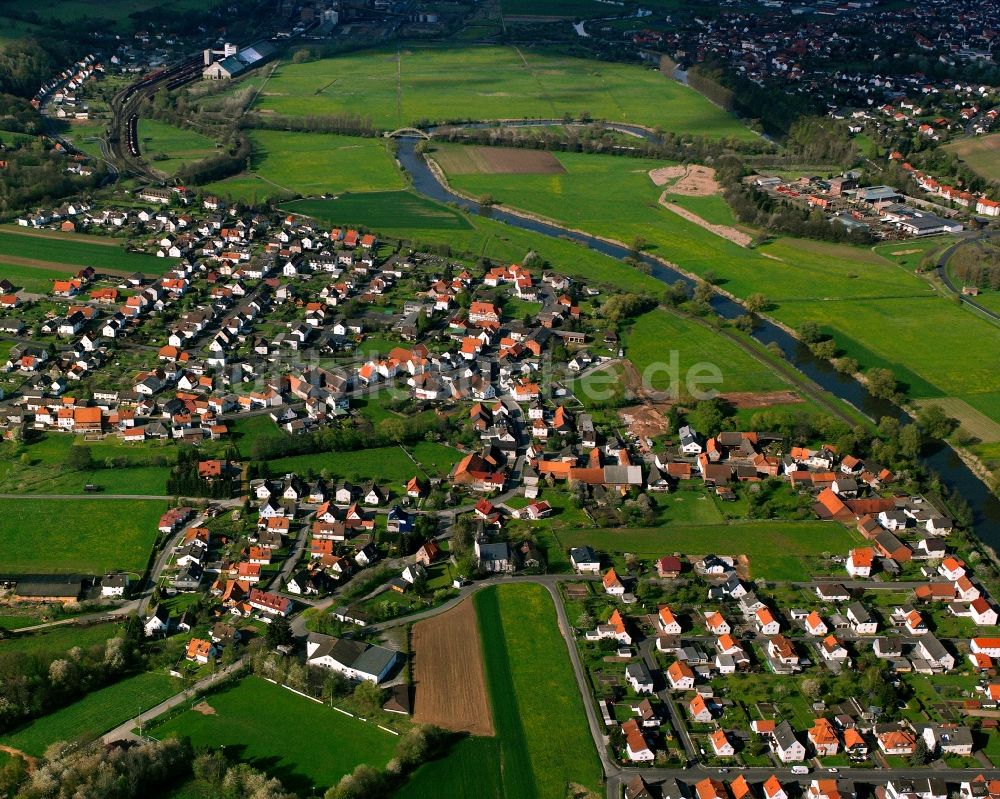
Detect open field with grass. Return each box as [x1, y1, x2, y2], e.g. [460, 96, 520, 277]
[0, 622, 122, 661]
[944, 133, 1000, 182]
[61, 120, 107, 160]
[284, 190, 471, 231]
[0, 228, 167, 274]
[0, 262, 74, 293]
[0, 432, 173, 495]
[283, 192, 664, 295]
[152, 676, 397, 793]
[250, 46, 756, 139]
[624, 309, 787, 396]
[0, 498, 164, 575]
[437, 146, 1000, 420]
[475, 583, 602, 798]
[266, 441, 461, 484]
[205, 131, 405, 201]
[395, 736, 505, 799]
[138, 119, 218, 175]
[2, 672, 182, 756]
[555, 521, 860, 581]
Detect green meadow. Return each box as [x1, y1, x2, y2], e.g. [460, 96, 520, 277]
[249, 46, 756, 139]
[624, 309, 787, 395]
[152, 676, 397, 794]
[0, 498, 164, 575]
[2, 672, 182, 756]
[283, 192, 664, 295]
[205, 131, 405, 201]
[138, 119, 219, 174]
[474, 583, 602, 798]
[437, 146, 1000, 420]
[0, 229, 166, 273]
[556, 521, 860, 581]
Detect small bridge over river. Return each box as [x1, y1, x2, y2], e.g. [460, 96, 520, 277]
[384, 127, 431, 139]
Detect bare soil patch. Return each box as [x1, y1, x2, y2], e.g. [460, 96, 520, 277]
[191, 701, 217, 716]
[660, 196, 753, 248]
[648, 164, 721, 196]
[411, 597, 494, 736]
[890, 249, 921, 256]
[433, 146, 565, 175]
[718, 390, 804, 409]
[620, 403, 672, 439]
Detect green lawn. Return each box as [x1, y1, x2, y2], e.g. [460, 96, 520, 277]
[2, 671, 182, 756]
[556, 521, 860, 581]
[284, 191, 472, 231]
[138, 119, 218, 175]
[62, 120, 107, 160]
[0, 498, 164, 575]
[0, 622, 122, 661]
[205, 131, 405, 201]
[250, 46, 756, 139]
[0, 262, 74, 293]
[152, 676, 398, 793]
[438, 146, 1000, 421]
[0, 229, 167, 274]
[475, 584, 602, 798]
[624, 309, 787, 396]
[266, 442, 461, 484]
[396, 736, 506, 799]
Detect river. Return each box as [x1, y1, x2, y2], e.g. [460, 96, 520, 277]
[394, 135, 1000, 543]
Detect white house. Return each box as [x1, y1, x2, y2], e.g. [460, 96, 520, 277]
[305, 633, 398, 683]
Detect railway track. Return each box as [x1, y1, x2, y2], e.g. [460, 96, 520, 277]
[107, 56, 205, 179]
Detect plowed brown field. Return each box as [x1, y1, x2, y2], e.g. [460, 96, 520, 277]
[411, 597, 494, 736]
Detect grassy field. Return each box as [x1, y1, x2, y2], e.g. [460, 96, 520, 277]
[437, 146, 1000, 421]
[0, 229, 167, 274]
[138, 119, 218, 175]
[284, 191, 472, 231]
[395, 736, 506, 799]
[0, 622, 122, 661]
[944, 133, 1000, 182]
[204, 131, 405, 201]
[0, 432, 174, 496]
[283, 192, 664, 295]
[475, 583, 602, 798]
[248, 46, 755, 139]
[0, 498, 164, 575]
[265, 442, 461, 484]
[152, 676, 397, 793]
[555, 521, 859, 581]
[2, 672, 182, 756]
[624, 309, 787, 396]
[0, 262, 75, 293]
[61, 120, 107, 160]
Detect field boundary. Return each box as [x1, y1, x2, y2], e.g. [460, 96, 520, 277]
[659, 192, 752, 247]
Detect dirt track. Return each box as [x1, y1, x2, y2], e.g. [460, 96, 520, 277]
[411, 597, 494, 736]
[659, 195, 754, 248]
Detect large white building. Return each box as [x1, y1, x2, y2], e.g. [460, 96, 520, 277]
[305, 633, 398, 683]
